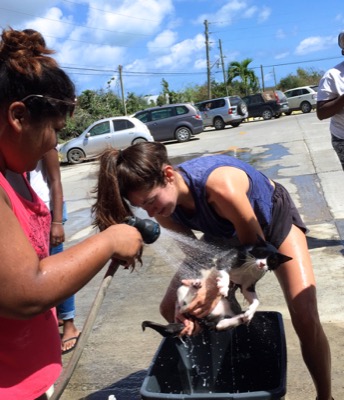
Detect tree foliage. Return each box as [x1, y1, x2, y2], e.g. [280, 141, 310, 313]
[227, 58, 259, 96]
[278, 67, 324, 91]
[58, 63, 325, 141]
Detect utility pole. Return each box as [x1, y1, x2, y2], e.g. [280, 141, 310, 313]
[204, 20, 211, 99]
[273, 67, 277, 88]
[218, 39, 228, 96]
[260, 64, 265, 92]
[118, 65, 127, 115]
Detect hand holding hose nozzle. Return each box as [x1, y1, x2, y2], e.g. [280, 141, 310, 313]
[124, 216, 160, 244]
[50, 216, 160, 400]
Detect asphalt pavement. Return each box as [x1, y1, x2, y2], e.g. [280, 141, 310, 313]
[58, 111, 344, 400]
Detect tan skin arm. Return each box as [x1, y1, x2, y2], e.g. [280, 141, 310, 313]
[317, 95, 344, 120]
[43, 148, 65, 245]
[159, 166, 268, 332]
[0, 187, 143, 320]
[181, 167, 266, 319]
[206, 166, 265, 244]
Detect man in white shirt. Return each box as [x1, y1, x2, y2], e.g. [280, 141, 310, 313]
[317, 32, 344, 169]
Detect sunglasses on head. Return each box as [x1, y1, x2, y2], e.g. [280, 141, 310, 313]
[20, 94, 77, 118]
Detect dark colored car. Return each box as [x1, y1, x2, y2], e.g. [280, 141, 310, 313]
[263, 90, 290, 116]
[133, 103, 203, 143]
[242, 93, 281, 120]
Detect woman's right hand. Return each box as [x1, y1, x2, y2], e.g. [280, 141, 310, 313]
[106, 224, 143, 263]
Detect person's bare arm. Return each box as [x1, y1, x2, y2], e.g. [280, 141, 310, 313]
[317, 95, 344, 120]
[0, 188, 143, 320]
[207, 166, 265, 244]
[179, 167, 266, 319]
[43, 148, 64, 245]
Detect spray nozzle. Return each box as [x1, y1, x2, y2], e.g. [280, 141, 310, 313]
[124, 216, 160, 244]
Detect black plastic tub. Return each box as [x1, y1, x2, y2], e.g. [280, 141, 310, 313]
[140, 311, 286, 400]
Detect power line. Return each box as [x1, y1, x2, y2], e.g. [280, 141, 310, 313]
[61, 0, 160, 22]
[0, 6, 162, 38]
[62, 54, 343, 78]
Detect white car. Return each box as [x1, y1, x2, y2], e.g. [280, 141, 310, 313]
[59, 116, 154, 164]
[284, 86, 318, 114]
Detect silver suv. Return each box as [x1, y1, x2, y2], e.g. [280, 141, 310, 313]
[284, 85, 318, 114]
[195, 96, 248, 130]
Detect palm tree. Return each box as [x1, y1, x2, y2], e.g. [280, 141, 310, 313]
[227, 58, 259, 96]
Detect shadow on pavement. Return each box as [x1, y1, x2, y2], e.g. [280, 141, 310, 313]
[83, 370, 146, 400]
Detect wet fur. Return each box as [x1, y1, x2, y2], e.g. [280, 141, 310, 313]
[142, 238, 292, 337]
[177, 238, 292, 331]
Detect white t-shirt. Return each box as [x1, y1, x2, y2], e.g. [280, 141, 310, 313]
[317, 61, 344, 139]
[29, 159, 51, 209]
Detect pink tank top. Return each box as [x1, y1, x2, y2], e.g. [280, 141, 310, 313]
[0, 172, 62, 399]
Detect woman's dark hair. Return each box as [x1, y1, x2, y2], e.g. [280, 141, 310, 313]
[0, 28, 75, 120]
[92, 142, 170, 231]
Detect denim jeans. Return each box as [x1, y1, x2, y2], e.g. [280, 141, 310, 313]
[50, 202, 75, 320]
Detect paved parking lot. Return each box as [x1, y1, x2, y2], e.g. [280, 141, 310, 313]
[58, 112, 344, 400]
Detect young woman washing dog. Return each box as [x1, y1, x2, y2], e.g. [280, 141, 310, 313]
[92, 141, 333, 400]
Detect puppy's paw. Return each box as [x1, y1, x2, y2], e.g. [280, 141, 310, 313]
[243, 307, 257, 324]
[216, 314, 245, 330]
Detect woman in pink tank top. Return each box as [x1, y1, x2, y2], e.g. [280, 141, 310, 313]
[0, 28, 143, 399]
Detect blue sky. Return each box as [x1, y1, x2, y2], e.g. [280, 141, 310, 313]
[1, 0, 344, 97]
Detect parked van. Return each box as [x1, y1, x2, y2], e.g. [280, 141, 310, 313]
[195, 96, 248, 130]
[133, 103, 203, 143]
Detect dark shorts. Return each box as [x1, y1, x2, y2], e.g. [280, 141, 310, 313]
[263, 181, 307, 249]
[331, 134, 344, 170]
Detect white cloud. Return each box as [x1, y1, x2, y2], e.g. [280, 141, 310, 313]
[194, 58, 206, 70]
[258, 6, 271, 23]
[276, 29, 286, 40]
[295, 35, 337, 55]
[147, 30, 178, 54]
[275, 52, 289, 60]
[196, 0, 247, 26]
[335, 13, 344, 24]
[83, 0, 174, 44]
[195, 1, 270, 27]
[153, 33, 205, 69]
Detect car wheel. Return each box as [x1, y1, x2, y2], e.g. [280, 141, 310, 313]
[214, 117, 225, 130]
[237, 102, 247, 116]
[132, 137, 148, 145]
[67, 148, 85, 164]
[300, 101, 311, 113]
[274, 113, 281, 118]
[175, 126, 191, 142]
[262, 109, 273, 120]
[230, 121, 241, 127]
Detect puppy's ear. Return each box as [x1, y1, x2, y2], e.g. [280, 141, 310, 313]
[256, 234, 266, 245]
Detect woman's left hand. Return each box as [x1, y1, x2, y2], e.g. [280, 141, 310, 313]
[180, 271, 222, 318]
